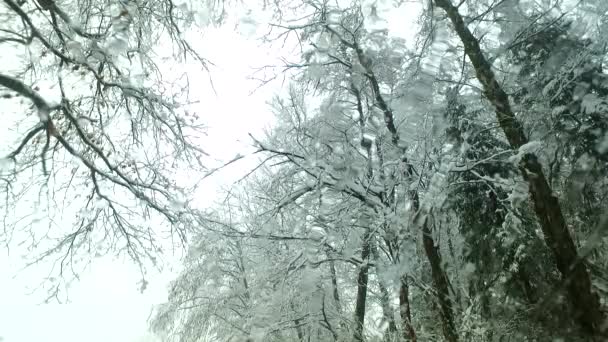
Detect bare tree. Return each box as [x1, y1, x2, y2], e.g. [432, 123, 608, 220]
[0, 0, 214, 298]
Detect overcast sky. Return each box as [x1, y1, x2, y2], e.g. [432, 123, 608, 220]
[0, 2, 420, 341]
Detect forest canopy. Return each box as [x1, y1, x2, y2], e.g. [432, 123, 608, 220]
[2, 0, 608, 341]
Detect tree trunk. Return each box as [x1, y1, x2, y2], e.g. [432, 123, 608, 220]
[351, 83, 373, 342]
[433, 0, 605, 335]
[353, 229, 371, 342]
[399, 276, 417, 341]
[375, 140, 416, 342]
[354, 43, 456, 341]
[328, 256, 343, 314]
[422, 221, 458, 342]
[412, 192, 458, 342]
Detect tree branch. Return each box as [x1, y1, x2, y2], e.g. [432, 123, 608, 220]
[0, 73, 58, 118]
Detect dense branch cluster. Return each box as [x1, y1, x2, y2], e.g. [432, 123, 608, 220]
[150, 0, 608, 341]
[0, 0, 212, 298]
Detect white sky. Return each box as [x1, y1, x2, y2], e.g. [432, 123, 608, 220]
[0, 2, 421, 341]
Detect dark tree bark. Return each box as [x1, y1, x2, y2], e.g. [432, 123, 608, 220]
[433, 0, 606, 336]
[422, 225, 458, 342]
[352, 86, 374, 342]
[412, 192, 458, 342]
[328, 257, 343, 315]
[353, 229, 371, 342]
[399, 276, 417, 342]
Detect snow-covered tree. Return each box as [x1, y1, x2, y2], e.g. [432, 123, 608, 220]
[0, 0, 218, 298]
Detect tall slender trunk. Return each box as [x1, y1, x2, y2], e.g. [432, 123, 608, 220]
[433, 0, 605, 335]
[353, 228, 372, 342]
[376, 139, 417, 342]
[412, 191, 458, 342]
[328, 257, 343, 314]
[352, 44, 456, 341]
[399, 276, 417, 341]
[422, 222, 458, 342]
[351, 84, 374, 342]
[328, 255, 347, 334]
[235, 241, 251, 303]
